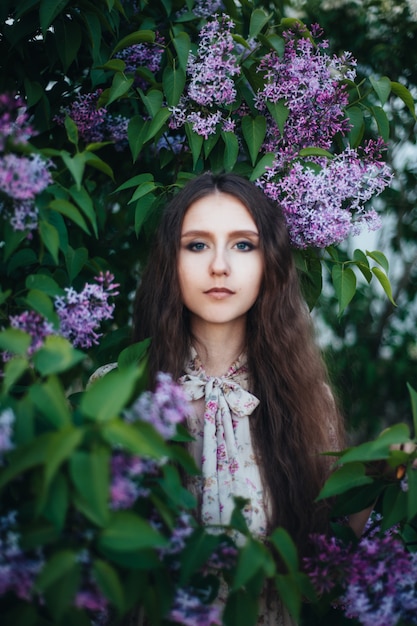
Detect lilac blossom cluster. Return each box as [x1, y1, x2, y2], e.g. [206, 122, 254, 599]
[54, 271, 119, 349]
[109, 452, 157, 510]
[115, 34, 165, 89]
[8, 310, 55, 356]
[260, 140, 392, 248]
[5, 273, 119, 357]
[0, 408, 15, 465]
[0, 94, 53, 232]
[169, 15, 240, 139]
[168, 587, 222, 626]
[125, 371, 189, 439]
[304, 525, 417, 626]
[0, 511, 44, 601]
[56, 90, 129, 149]
[253, 25, 392, 248]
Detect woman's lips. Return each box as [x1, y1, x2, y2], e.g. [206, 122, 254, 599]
[204, 287, 234, 299]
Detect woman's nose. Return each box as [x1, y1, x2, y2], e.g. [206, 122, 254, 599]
[210, 248, 230, 275]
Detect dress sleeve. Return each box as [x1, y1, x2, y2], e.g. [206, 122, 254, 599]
[87, 362, 118, 387]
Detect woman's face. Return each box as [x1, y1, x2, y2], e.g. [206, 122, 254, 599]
[178, 192, 264, 331]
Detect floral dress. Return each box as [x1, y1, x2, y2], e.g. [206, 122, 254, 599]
[179, 349, 297, 626]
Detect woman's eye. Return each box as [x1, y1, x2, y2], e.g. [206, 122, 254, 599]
[187, 242, 206, 251]
[235, 241, 254, 251]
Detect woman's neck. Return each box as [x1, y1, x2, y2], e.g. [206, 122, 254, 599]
[190, 318, 246, 377]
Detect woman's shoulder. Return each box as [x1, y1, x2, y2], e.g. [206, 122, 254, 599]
[87, 362, 118, 387]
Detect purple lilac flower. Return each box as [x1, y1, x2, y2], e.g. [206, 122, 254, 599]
[114, 34, 165, 89]
[126, 372, 189, 439]
[8, 310, 55, 356]
[258, 141, 392, 248]
[109, 452, 158, 510]
[169, 15, 240, 139]
[0, 408, 15, 463]
[0, 153, 53, 200]
[157, 512, 194, 560]
[56, 90, 129, 147]
[54, 271, 119, 349]
[0, 511, 44, 601]
[205, 540, 238, 571]
[0, 93, 34, 150]
[168, 587, 222, 626]
[305, 528, 417, 626]
[254, 24, 355, 157]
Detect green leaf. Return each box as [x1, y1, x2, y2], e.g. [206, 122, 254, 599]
[332, 265, 357, 314]
[173, 32, 190, 70]
[118, 339, 150, 368]
[346, 105, 365, 147]
[106, 72, 134, 106]
[61, 151, 86, 190]
[266, 100, 289, 135]
[179, 529, 219, 584]
[269, 527, 298, 572]
[112, 30, 156, 56]
[36, 550, 77, 592]
[185, 124, 204, 170]
[39, 219, 60, 264]
[249, 8, 271, 38]
[84, 152, 114, 180]
[33, 336, 85, 375]
[249, 152, 276, 181]
[101, 420, 168, 459]
[241, 116, 267, 166]
[115, 173, 154, 192]
[100, 59, 126, 73]
[372, 267, 396, 306]
[64, 115, 79, 146]
[407, 383, 417, 439]
[222, 131, 239, 172]
[80, 365, 140, 421]
[366, 249, 389, 272]
[353, 249, 372, 282]
[44, 427, 84, 488]
[371, 106, 390, 142]
[43, 472, 69, 531]
[381, 484, 407, 531]
[223, 590, 259, 626]
[369, 76, 391, 106]
[24, 289, 58, 326]
[134, 194, 156, 235]
[2, 356, 29, 392]
[98, 511, 167, 551]
[65, 246, 88, 282]
[128, 116, 150, 162]
[29, 376, 72, 428]
[340, 424, 410, 463]
[390, 81, 416, 119]
[232, 538, 274, 590]
[299, 147, 333, 158]
[49, 199, 90, 234]
[139, 89, 164, 117]
[407, 466, 417, 521]
[39, 0, 70, 33]
[69, 447, 110, 527]
[68, 186, 98, 237]
[93, 560, 125, 613]
[274, 573, 302, 623]
[0, 432, 51, 490]
[25, 274, 64, 297]
[0, 328, 31, 356]
[163, 65, 186, 107]
[128, 182, 156, 204]
[317, 462, 373, 500]
[145, 108, 171, 142]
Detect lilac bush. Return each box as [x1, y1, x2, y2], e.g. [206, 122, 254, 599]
[304, 519, 417, 626]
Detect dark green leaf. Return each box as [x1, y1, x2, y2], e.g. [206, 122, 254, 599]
[317, 462, 373, 500]
[98, 511, 167, 551]
[33, 336, 85, 375]
[0, 328, 31, 356]
[81, 365, 140, 421]
[332, 265, 357, 314]
[93, 559, 125, 613]
[163, 65, 186, 107]
[241, 116, 267, 166]
[39, 219, 60, 264]
[40, 0, 70, 33]
[369, 76, 391, 106]
[69, 447, 110, 527]
[29, 376, 71, 428]
[112, 30, 156, 55]
[269, 527, 298, 572]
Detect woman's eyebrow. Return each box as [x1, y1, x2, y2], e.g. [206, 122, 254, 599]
[180, 229, 259, 238]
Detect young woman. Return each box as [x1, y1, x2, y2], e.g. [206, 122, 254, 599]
[130, 172, 357, 625]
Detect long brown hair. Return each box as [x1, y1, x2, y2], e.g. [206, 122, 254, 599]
[133, 172, 345, 554]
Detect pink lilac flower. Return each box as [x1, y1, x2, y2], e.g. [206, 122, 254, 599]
[0, 153, 53, 200]
[157, 512, 194, 560]
[0, 93, 34, 150]
[54, 271, 119, 349]
[169, 15, 240, 138]
[56, 90, 128, 147]
[258, 141, 392, 248]
[126, 372, 189, 439]
[8, 310, 55, 356]
[205, 539, 238, 571]
[168, 587, 222, 626]
[0, 408, 15, 463]
[9, 199, 39, 231]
